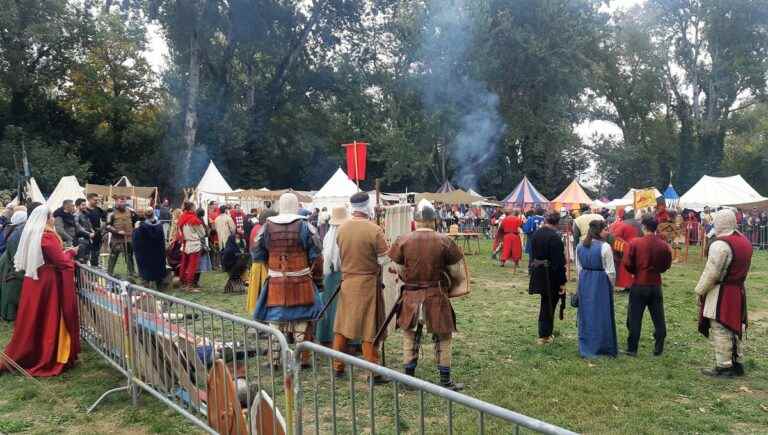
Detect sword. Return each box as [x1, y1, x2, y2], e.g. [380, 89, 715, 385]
[559, 291, 566, 320]
[313, 282, 342, 322]
[373, 286, 403, 347]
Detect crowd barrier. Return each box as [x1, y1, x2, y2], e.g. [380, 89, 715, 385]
[75, 262, 575, 434]
[739, 223, 768, 250]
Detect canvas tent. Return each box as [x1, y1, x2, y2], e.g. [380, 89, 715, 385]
[605, 188, 663, 209]
[11, 177, 46, 205]
[86, 182, 158, 210]
[416, 189, 484, 205]
[467, 188, 484, 199]
[312, 168, 360, 211]
[502, 176, 549, 210]
[551, 179, 593, 210]
[436, 181, 456, 193]
[222, 188, 313, 211]
[46, 176, 85, 209]
[194, 160, 234, 207]
[663, 184, 680, 208]
[679, 175, 767, 210]
[114, 176, 133, 187]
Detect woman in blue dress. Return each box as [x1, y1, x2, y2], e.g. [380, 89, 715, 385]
[575, 219, 618, 358]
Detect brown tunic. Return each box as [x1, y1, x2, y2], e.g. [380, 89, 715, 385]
[333, 217, 389, 341]
[388, 229, 463, 334]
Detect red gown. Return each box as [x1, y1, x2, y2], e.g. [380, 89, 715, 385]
[499, 216, 523, 264]
[610, 220, 640, 289]
[2, 231, 80, 377]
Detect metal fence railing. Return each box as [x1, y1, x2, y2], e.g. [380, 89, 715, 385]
[76, 262, 575, 434]
[77, 263, 295, 435]
[292, 341, 576, 435]
[738, 223, 768, 250]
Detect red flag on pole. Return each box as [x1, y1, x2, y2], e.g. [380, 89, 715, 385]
[344, 141, 367, 181]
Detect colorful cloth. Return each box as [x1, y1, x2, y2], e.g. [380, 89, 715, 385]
[499, 215, 523, 264]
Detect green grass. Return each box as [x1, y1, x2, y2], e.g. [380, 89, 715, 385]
[1, 241, 767, 434]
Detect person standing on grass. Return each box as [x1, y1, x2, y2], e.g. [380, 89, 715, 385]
[609, 208, 641, 293]
[177, 202, 206, 291]
[84, 193, 106, 267]
[388, 201, 467, 391]
[622, 216, 672, 357]
[497, 208, 524, 271]
[575, 219, 618, 358]
[106, 197, 137, 277]
[695, 209, 752, 378]
[529, 212, 567, 345]
[132, 208, 167, 290]
[522, 207, 546, 263]
[215, 205, 237, 252]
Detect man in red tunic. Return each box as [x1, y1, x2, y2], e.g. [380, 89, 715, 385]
[609, 208, 641, 292]
[695, 209, 753, 378]
[1, 206, 80, 377]
[498, 209, 524, 271]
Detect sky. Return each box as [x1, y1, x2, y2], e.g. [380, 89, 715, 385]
[142, 0, 644, 156]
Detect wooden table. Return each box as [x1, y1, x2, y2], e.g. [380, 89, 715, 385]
[447, 232, 481, 255]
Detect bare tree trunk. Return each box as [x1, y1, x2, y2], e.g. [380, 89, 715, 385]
[181, 29, 200, 186]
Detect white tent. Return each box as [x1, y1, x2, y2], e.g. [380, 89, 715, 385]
[679, 175, 767, 210]
[467, 188, 485, 199]
[605, 188, 663, 209]
[11, 177, 46, 205]
[114, 176, 133, 187]
[46, 176, 85, 209]
[312, 168, 359, 211]
[195, 160, 233, 207]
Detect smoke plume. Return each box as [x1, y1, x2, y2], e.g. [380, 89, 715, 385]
[420, 0, 505, 190]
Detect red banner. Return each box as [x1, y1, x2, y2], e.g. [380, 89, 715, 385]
[344, 142, 367, 181]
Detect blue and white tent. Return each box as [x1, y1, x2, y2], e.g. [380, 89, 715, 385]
[663, 184, 679, 208]
[503, 176, 549, 210]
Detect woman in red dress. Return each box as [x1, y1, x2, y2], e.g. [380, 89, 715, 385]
[1, 206, 80, 377]
[499, 209, 524, 271]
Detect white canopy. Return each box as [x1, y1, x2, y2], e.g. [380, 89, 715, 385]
[10, 177, 46, 205]
[114, 176, 133, 187]
[196, 160, 233, 207]
[46, 176, 85, 209]
[312, 168, 359, 211]
[679, 175, 766, 210]
[467, 188, 485, 199]
[605, 188, 663, 209]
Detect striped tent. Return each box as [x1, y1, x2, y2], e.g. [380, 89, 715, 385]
[663, 184, 679, 208]
[436, 180, 456, 193]
[502, 176, 549, 210]
[551, 179, 593, 210]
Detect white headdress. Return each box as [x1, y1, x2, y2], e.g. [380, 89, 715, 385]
[14, 205, 51, 280]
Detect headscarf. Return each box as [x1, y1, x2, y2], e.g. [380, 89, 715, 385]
[11, 210, 27, 226]
[713, 209, 737, 237]
[322, 224, 342, 276]
[14, 206, 51, 280]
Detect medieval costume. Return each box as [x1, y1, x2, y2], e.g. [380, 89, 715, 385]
[246, 210, 275, 314]
[178, 207, 206, 289]
[573, 210, 605, 245]
[529, 215, 567, 343]
[0, 211, 28, 321]
[622, 221, 672, 356]
[0, 206, 80, 376]
[132, 214, 167, 290]
[207, 203, 221, 269]
[498, 212, 524, 268]
[388, 202, 466, 390]
[575, 221, 618, 358]
[317, 207, 349, 346]
[221, 234, 249, 293]
[253, 193, 323, 367]
[695, 210, 752, 377]
[215, 210, 237, 251]
[106, 201, 137, 277]
[333, 192, 389, 381]
[609, 209, 641, 291]
[522, 211, 545, 257]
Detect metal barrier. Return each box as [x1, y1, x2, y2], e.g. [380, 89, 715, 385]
[76, 263, 295, 435]
[292, 341, 575, 435]
[739, 223, 768, 250]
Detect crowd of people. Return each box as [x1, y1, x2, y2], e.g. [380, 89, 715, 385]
[0, 190, 757, 386]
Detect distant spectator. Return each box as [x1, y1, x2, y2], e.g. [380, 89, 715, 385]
[133, 208, 167, 290]
[54, 200, 79, 248]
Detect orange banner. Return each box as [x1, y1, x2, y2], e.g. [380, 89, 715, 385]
[634, 188, 658, 211]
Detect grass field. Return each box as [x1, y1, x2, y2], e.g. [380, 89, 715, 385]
[1, 241, 767, 434]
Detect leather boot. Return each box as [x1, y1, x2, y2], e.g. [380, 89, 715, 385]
[701, 366, 735, 378]
[653, 340, 664, 356]
[732, 362, 745, 377]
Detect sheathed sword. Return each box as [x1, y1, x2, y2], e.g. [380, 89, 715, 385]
[373, 285, 403, 347]
[313, 283, 342, 322]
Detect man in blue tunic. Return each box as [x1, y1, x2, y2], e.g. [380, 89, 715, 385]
[252, 193, 323, 368]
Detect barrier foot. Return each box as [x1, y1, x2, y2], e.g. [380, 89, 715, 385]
[87, 385, 130, 414]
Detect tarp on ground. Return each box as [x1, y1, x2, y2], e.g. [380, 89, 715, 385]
[679, 175, 767, 210]
[436, 181, 455, 193]
[195, 160, 234, 207]
[550, 179, 593, 210]
[605, 187, 663, 209]
[312, 168, 360, 211]
[46, 176, 85, 209]
[502, 176, 549, 209]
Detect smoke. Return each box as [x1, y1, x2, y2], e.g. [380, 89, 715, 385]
[420, 0, 505, 190]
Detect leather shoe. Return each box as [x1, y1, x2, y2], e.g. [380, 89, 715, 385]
[732, 362, 745, 377]
[701, 367, 735, 378]
[621, 350, 637, 357]
[653, 341, 664, 356]
[440, 380, 465, 391]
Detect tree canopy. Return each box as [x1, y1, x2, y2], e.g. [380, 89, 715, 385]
[0, 0, 766, 200]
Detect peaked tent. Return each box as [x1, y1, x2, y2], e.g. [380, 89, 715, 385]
[312, 168, 360, 211]
[46, 176, 85, 209]
[502, 176, 549, 210]
[663, 184, 679, 208]
[114, 176, 133, 187]
[10, 177, 46, 205]
[679, 175, 766, 210]
[195, 160, 234, 207]
[551, 179, 593, 210]
[436, 181, 455, 193]
[467, 188, 484, 199]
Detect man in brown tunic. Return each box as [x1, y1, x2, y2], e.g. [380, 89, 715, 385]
[333, 192, 389, 382]
[388, 201, 466, 390]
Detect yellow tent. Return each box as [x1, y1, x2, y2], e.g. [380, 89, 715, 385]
[551, 179, 593, 210]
